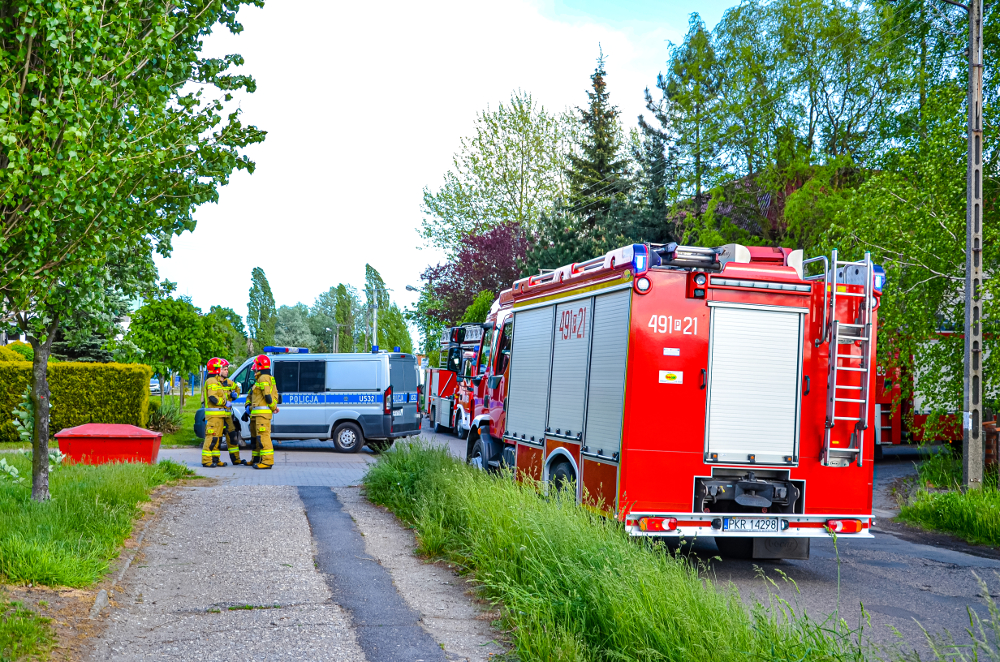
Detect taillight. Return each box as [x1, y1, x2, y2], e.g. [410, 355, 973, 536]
[825, 519, 864, 534]
[638, 517, 678, 532]
[383, 386, 392, 415]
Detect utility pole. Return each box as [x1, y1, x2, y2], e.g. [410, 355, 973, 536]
[962, 0, 984, 489]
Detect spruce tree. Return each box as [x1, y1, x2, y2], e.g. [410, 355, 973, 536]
[526, 51, 631, 274]
[565, 51, 631, 227]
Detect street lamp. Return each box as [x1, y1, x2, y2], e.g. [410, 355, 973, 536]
[405, 284, 420, 292]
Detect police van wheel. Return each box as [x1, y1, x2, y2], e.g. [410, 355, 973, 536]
[333, 422, 363, 453]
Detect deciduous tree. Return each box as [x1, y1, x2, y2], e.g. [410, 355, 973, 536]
[0, 0, 264, 500]
[127, 298, 203, 407]
[422, 91, 572, 251]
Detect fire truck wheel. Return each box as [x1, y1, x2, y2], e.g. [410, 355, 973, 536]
[549, 460, 575, 492]
[333, 422, 364, 453]
[714, 537, 754, 559]
[467, 439, 487, 471]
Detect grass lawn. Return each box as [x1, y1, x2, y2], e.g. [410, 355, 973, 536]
[0, 594, 54, 661]
[365, 443, 876, 662]
[898, 449, 1000, 547]
[0, 455, 191, 587]
[151, 394, 204, 447]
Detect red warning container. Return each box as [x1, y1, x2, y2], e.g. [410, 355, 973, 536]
[55, 424, 162, 465]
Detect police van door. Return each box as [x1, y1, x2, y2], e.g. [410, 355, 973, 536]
[389, 357, 419, 434]
[272, 359, 329, 438]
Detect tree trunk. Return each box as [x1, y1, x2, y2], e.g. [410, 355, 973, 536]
[179, 371, 185, 408]
[159, 374, 166, 405]
[27, 320, 58, 503]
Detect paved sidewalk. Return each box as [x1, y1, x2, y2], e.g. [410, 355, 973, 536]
[89, 485, 365, 661]
[158, 444, 376, 487]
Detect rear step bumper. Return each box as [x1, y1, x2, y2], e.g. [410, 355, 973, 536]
[624, 513, 875, 538]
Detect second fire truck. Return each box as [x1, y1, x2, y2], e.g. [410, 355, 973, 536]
[459, 242, 883, 559]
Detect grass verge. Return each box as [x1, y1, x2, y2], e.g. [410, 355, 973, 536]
[0, 594, 55, 661]
[0, 456, 192, 587]
[365, 442, 875, 662]
[898, 448, 1000, 547]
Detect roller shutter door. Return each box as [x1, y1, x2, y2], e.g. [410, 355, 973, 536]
[505, 306, 554, 442]
[706, 304, 804, 464]
[547, 300, 592, 437]
[583, 290, 631, 457]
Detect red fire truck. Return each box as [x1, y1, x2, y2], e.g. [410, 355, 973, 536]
[462, 242, 883, 559]
[427, 325, 486, 436]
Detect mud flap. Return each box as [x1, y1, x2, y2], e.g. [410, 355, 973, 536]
[753, 537, 810, 560]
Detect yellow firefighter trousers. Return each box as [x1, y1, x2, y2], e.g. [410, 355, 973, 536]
[221, 416, 241, 464]
[251, 414, 274, 467]
[202, 415, 227, 466]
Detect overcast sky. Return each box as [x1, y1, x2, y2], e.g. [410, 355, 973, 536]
[154, 0, 739, 334]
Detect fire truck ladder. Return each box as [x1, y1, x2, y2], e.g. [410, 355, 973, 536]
[822, 249, 875, 468]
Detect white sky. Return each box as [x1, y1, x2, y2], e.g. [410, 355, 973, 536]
[154, 0, 738, 336]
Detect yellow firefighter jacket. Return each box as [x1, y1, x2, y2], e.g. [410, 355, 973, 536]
[250, 373, 279, 419]
[205, 375, 239, 417]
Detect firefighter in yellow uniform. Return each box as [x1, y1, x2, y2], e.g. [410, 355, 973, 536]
[217, 361, 247, 466]
[202, 357, 240, 467]
[241, 354, 279, 469]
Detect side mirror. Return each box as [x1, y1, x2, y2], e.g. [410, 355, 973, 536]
[472, 376, 483, 386]
[488, 375, 502, 390]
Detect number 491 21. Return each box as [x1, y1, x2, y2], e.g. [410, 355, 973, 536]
[648, 314, 698, 335]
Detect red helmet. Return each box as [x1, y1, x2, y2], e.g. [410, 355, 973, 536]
[206, 357, 229, 375]
[252, 354, 271, 371]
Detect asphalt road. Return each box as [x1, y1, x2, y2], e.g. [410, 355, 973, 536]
[163, 425, 1000, 656]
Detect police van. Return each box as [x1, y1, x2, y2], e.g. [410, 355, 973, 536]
[221, 347, 420, 452]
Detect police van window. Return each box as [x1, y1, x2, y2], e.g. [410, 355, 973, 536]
[328, 361, 379, 391]
[274, 361, 299, 393]
[232, 365, 254, 393]
[390, 358, 418, 392]
[479, 328, 494, 372]
[390, 358, 419, 393]
[299, 361, 325, 393]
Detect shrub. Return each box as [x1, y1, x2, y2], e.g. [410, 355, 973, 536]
[0, 346, 27, 362]
[5, 341, 33, 362]
[0, 363, 152, 443]
[147, 399, 182, 434]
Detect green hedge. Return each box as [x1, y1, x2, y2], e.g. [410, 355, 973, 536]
[0, 362, 152, 443]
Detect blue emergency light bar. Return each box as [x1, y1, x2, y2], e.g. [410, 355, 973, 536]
[263, 346, 310, 354]
[632, 243, 649, 274]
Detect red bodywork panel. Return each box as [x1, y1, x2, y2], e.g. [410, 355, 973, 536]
[619, 266, 876, 517]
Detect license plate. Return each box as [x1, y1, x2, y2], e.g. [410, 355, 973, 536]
[392, 408, 404, 418]
[723, 517, 778, 532]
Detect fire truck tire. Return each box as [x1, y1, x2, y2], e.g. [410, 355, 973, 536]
[333, 422, 364, 453]
[467, 438, 487, 471]
[549, 460, 575, 492]
[714, 537, 754, 559]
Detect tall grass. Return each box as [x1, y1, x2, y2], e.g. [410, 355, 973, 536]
[365, 442, 872, 662]
[898, 446, 1000, 547]
[0, 456, 189, 587]
[900, 487, 1000, 547]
